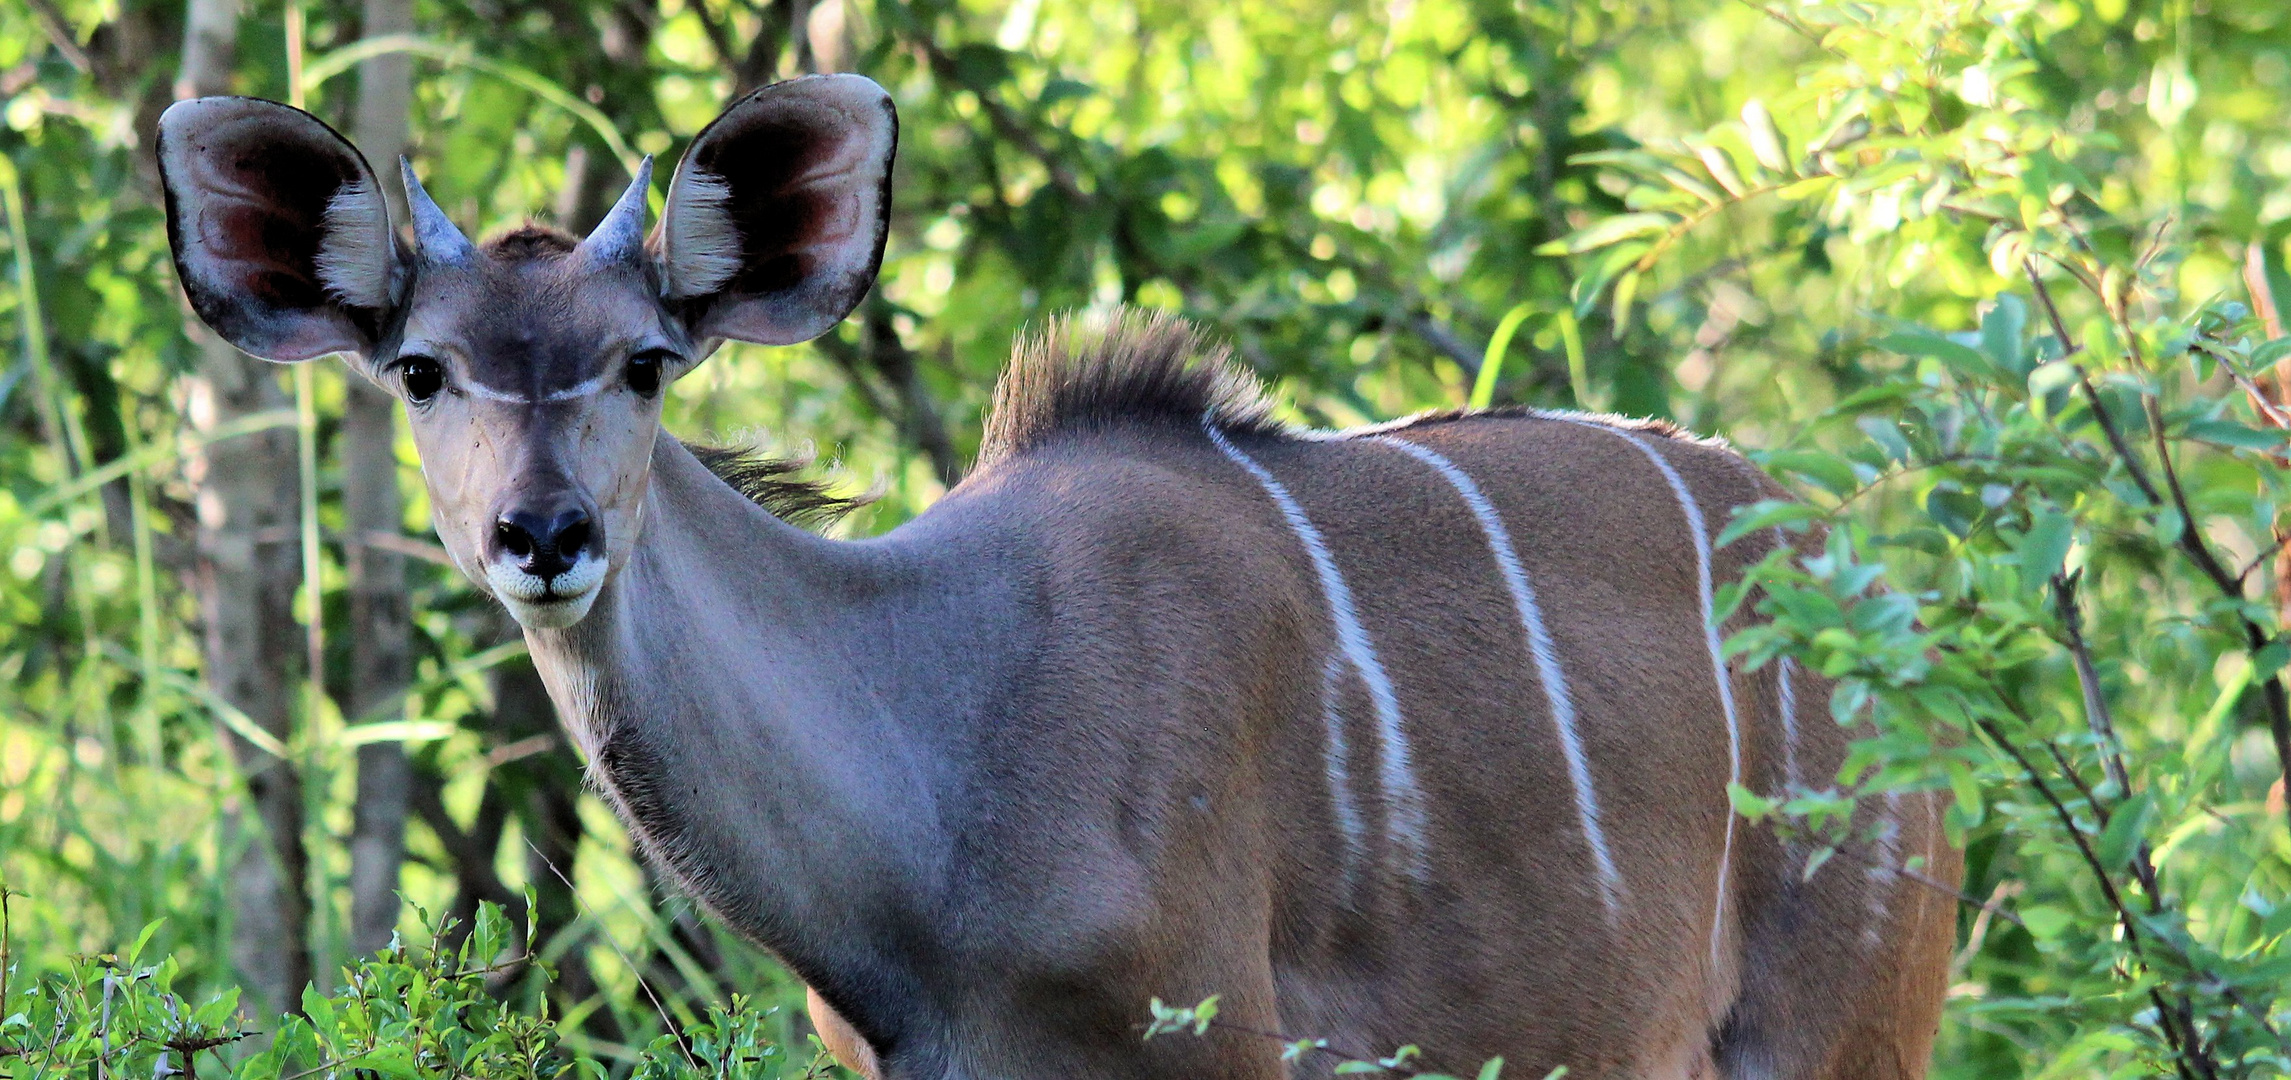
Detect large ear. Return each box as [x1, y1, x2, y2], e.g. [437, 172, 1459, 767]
[157, 97, 399, 362]
[657, 74, 895, 346]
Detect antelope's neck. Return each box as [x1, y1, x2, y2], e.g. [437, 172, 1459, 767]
[516, 437, 1019, 970]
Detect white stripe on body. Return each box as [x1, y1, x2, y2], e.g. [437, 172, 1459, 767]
[1367, 434, 1624, 923]
[1320, 653, 1369, 889]
[1866, 790, 1902, 949]
[1920, 794, 1943, 925]
[1203, 417, 1433, 879]
[1777, 659, 1799, 793]
[1538, 412, 1743, 968]
[1771, 528, 1801, 794]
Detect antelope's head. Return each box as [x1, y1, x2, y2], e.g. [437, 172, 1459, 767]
[156, 77, 895, 629]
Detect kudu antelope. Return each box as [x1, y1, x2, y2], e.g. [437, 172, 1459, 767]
[158, 75, 1959, 1079]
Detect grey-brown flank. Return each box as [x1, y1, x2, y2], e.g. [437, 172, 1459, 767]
[158, 75, 1960, 1080]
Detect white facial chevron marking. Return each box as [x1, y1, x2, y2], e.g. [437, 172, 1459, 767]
[461, 373, 612, 405]
[1539, 412, 1741, 967]
[1204, 416, 1432, 880]
[1368, 434, 1623, 923]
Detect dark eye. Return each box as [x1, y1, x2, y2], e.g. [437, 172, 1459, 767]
[398, 356, 445, 404]
[626, 349, 673, 397]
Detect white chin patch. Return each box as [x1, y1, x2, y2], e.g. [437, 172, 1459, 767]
[488, 555, 607, 630]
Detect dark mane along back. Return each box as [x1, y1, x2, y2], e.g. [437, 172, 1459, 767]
[976, 310, 1281, 467]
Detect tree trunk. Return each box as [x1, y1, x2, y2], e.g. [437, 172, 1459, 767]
[176, 0, 314, 1023]
[344, 0, 416, 958]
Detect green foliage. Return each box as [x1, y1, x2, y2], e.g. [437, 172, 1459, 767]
[1142, 995, 1551, 1080]
[1551, 0, 2291, 1073]
[0, 896, 837, 1080]
[3, 0, 2291, 1073]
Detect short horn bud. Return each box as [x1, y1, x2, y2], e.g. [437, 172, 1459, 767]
[577, 156, 654, 270]
[401, 158, 477, 266]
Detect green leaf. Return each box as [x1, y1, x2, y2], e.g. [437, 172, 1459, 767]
[1775, 175, 1835, 202]
[1535, 213, 1673, 256]
[2020, 905, 2074, 941]
[1925, 485, 1983, 538]
[1694, 143, 1749, 196]
[2019, 508, 2073, 587]
[126, 919, 164, 965]
[1038, 77, 1095, 106]
[1728, 782, 1776, 821]
[1813, 113, 1871, 153]
[2183, 418, 2287, 451]
[1657, 166, 1724, 206]
[2254, 639, 2291, 680]
[1717, 500, 1825, 547]
[1798, 845, 1835, 882]
[1980, 295, 2030, 376]
[1741, 100, 1791, 175]
[1472, 303, 1536, 409]
[1478, 1057, 1508, 1080]
[1857, 416, 1912, 462]
[2094, 790, 2156, 870]
[1874, 331, 1992, 380]
[1947, 763, 1984, 824]
[1765, 450, 1861, 498]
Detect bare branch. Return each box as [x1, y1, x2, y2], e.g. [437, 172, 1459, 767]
[2052, 573, 2131, 797]
[1829, 843, 2024, 927]
[2027, 258, 2291, 835]
[23, 0, 92, 73]
[1408, 312, 1483, 377]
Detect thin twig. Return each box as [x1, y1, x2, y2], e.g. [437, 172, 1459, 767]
[1200, 1018, 1445, 1078]
[1973, 698, 2209, 1079]
[2234, 535, 2287, 588]
[0, 882, 13, 1037]
[524, 841, 697, 1071]
[22, 0, 92, 73]
[2028, 258, 2291, 835]
[2037, 738, 2109, 827]
[2219, 984, 2291, 1060]
[1407, 312, 1484, 377]
[2219, 368, 2291, 431]
[2053, 573, 2131, 797]
[1823, 842, 2025, 926]
[1953, 879, 2024, 977]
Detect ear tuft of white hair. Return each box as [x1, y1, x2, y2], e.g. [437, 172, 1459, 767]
[661, 168, 743, 300]
[314, 179, 396, 309]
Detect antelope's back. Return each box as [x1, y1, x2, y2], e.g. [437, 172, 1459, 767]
[945, 313, 1947, 1077]
[1182, 410, 1815, 1071]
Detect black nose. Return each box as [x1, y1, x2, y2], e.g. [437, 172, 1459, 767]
[494, 507, 595, 580]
